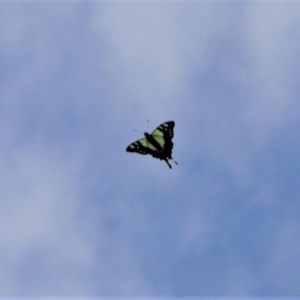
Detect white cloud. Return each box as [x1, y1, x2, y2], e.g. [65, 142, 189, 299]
[91, 3, 221, 122]
[0, 146, 96, 294]
[241, 3, 300, 145]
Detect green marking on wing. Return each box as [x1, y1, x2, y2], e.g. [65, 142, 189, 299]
[150, 134, 165, 148]
[139, 137, 159, 151]
[149, 122, 171, 148]
[151, 128, 164, 137]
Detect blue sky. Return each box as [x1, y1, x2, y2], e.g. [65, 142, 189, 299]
[1, 1, 300, 297]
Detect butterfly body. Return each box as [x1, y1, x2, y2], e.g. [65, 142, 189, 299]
[126, 121, 178, 169]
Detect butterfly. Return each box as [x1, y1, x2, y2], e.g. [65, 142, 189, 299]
[126, 121, 178, 169]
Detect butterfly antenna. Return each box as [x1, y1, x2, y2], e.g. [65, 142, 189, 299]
[133, 129, 143, 134]
[147, 119, 150, 132]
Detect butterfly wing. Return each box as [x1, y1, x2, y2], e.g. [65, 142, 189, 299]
[150, 121, 175, 159]
[126, 137, 159, 156]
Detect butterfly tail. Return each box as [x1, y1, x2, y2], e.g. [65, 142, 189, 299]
[165, 159, 172, 169]
[171, 157, 178, 165]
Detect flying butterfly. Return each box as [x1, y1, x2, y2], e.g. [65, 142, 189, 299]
[126, 121, 178, 169]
